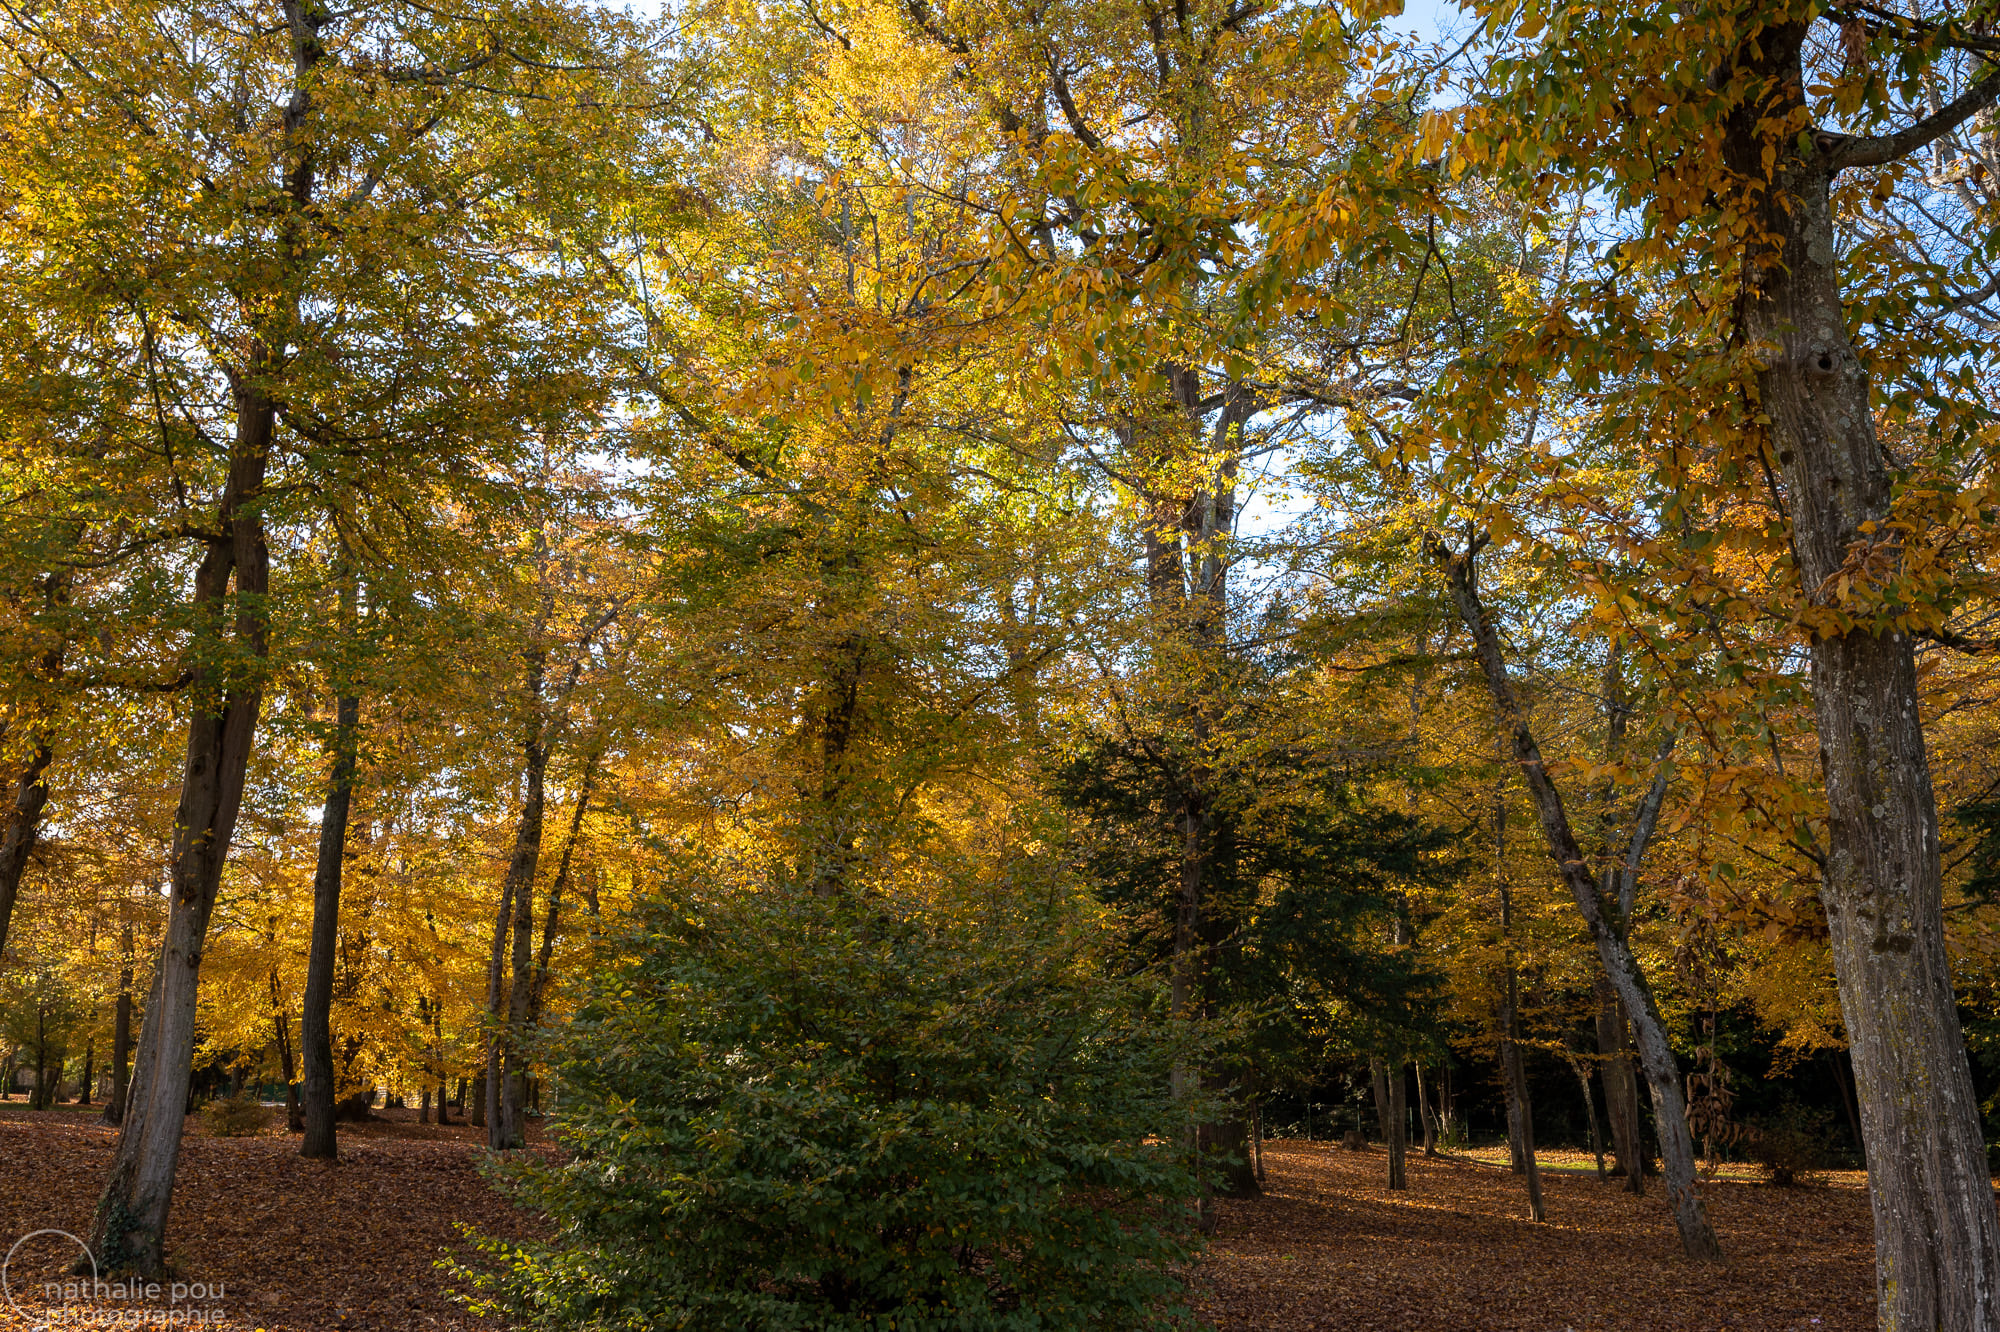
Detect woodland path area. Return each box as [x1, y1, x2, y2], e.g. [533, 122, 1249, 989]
[0, 1110, 1878, 1332]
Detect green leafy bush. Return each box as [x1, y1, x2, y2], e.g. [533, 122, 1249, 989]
[456, 872, 1205, 1331]
[1748, 1101, 1834, 1187]
[199, 1092, 273, 1137]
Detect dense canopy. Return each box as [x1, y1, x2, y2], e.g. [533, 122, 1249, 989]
[3, 0, 2000, 1327]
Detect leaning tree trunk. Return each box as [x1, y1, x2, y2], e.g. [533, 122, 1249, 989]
[88, 398, 272, 1272]
[1440, 540, 1723, 1261]
[300, 694, 359, 1160]
[1725, 34, 2000, 1325]
[0, 741, 54, 968]
[527, 755, 598, 1026]
[0, 575, 69, 971]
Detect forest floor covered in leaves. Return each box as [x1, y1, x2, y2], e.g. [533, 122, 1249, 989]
[1195, 1141, 1876, 1331]
[0, 1104, 529, 1331]
[0, 1107, 1878, 1331]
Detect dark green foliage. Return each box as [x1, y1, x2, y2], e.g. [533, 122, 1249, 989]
[455, 873, 1205, 1331]
[1748, 1101, 1835, 1187]
[1051, 734, 1453, 1058]
[1948, 798, 2000, 907]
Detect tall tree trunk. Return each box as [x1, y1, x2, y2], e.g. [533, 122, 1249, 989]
[1439, 539, 1722, 1261]
[270, 968, 300, 1132]
[1725, 32, 2000, 1324]
[1594, 978, 1645, 1191]
[1590, 660, 1651, 1192]
[103, 929, 133, 1126]
[1495, 848, 1542, 1218]
[1370, 1056, 1392, 1146]
[30, 1005, 48, 1110]
[428, 998, 449, 1125]
[79, 1041, 93, 1106]
[1415, 1062, 1439, 1156]
[1500, 1047, 1525, 1171]
[1492, 781, 1527, 1177]
[299, 694, 359, 1160]
[1499, 993, 1544, 1221]
[1568, 1050, 1606, 1181]
[87, 0, 318, 1272]
[89, 382, 274, 1274]
[1387, 1060, 1409, 1190]
[493, 673, 549, 1151]
[481, 865, 510, 1139]
[501, 798, 540, 1144]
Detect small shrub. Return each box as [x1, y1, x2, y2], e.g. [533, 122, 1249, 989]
[200, 1093, 273, 1138]
[455, 873, 1206, 1331]
[1748, 1101, 1834, 1186]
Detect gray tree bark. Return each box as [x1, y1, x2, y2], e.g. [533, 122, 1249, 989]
[1723, 28, 2000, 1324]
